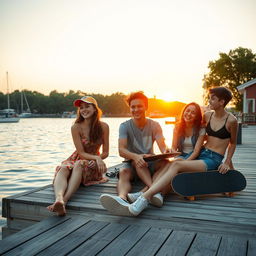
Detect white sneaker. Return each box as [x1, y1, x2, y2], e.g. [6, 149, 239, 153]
[128, 195, 149, 216]
[127, 191, 143, 203]
[128, 192, 163, 207]
[100, 194, 132, 216]
[150, 193, 163, 207]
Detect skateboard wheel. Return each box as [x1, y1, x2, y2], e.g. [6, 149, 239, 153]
[228, 192, 235, 197]
[224, 192, 235, 197]
[185, 196, 195, 201]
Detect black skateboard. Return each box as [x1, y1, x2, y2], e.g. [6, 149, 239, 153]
[172, 170, 246, 200]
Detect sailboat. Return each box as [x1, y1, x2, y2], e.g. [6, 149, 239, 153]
[0, 72, 20, 123]
[19, 90, 32, 118]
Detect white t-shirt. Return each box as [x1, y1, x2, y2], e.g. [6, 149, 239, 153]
[182, 128, 205, 154]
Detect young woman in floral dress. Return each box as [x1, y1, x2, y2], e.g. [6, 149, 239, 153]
[47, 96, 109, 216]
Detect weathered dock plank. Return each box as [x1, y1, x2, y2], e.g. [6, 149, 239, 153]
[187, 233, 221, 256]
[125, 227, 172, 256]
[36, 220, 109, 256]
[68, 222, 129, 256]
[217, 236, 248, 256]
[248, 239, 256, 256]
[156, 230, 195, 256]
[0, 216, 70, 253]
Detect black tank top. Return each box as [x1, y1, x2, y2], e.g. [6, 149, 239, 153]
[206, 113, 231, 139]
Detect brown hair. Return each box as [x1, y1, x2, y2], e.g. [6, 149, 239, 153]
[176, 102, 202, 137]
[126, 91, 148, 108]
[209, 87, 232, 107]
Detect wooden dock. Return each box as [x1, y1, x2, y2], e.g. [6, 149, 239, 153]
[1, 125, 256, 255]
[0, 215, 255, 256]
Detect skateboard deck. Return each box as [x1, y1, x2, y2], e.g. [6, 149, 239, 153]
[143, 152, 181, 162]
[172, 170, 246, 197]
[123, 152, 181, 163]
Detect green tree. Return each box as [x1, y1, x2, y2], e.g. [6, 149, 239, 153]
[48, 90, 66, 114]
[103, 92, 129, 115]
[203, 47, 256, 110]
[0, 92, 7, 110]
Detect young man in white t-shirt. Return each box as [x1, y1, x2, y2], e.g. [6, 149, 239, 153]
[100, 91, 170, 215]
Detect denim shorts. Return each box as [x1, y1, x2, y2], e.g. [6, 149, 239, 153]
[197, 148, 224, 171]
[177, 152, 193, 160]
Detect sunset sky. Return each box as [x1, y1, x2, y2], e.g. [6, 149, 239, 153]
[1, 0, 256, 104]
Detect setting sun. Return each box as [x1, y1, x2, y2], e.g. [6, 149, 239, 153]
[157, 93, 176, 103]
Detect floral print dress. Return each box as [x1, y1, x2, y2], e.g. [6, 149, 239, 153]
[54, 137, 108, 186]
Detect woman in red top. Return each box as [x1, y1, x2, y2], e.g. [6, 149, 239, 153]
[47, 96, 109, 216]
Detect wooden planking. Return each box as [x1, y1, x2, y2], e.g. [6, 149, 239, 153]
[0, 216, 255, 256]
[68, 222, 130, 256]
[248, 239, 256, 256]
[97, 224, 150, 256]
[21, 190, 256, 211]
[3, 181, 256, 239]
[5, 204, 255, 241]
[3, 183, 256, 239]
[18, 190, 256, 216]
[36, 220, 110, 256]
[0, 216, 70, 254]
[187, 233, 221, 256]
[156, 230, 195, 256]
[7, 194, 256, 227]
[217, 236, 248, 256]
[3, 217, 91, 256]
[125, 227, 172, 256]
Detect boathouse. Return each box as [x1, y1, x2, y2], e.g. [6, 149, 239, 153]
[237, 78, 256, 114]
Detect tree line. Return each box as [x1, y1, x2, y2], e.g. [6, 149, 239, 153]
[1, 47, 255, 114]
[0, 90, 130, 116]
[0, 89, 186, 117]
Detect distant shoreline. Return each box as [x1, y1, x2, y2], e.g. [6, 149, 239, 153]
[19, 113, 179, 118]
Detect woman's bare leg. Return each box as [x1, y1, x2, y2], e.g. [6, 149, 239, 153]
[63, 161, 83, 203]
[47, 167, 70, 216]
[152, 161, 172, 183]
[151, 161, 173, 195]
[143, 160, 206, 200]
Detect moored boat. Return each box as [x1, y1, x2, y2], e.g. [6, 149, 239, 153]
[0, 72, 20, 123]
[0, 109, 20, 123]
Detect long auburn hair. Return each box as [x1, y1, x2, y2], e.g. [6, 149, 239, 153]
[176, 102, 202, 138]
[75, 103, 103, 143]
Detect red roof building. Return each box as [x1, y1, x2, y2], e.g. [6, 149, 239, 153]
[237, 78, 256, 114]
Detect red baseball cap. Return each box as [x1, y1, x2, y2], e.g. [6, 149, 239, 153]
[73, 96, 98, 107]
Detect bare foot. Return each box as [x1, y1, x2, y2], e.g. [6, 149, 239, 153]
[47, 201, 66, 216]
[47, 204, 54, 212]
[53, 201, 66, 216]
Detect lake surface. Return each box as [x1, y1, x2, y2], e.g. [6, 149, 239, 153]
[0, 117, 174, 238]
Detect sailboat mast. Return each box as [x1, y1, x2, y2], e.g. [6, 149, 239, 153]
[6, 72, 10, 110]
[21, 90, 23, 113]
[24, 92, 31, 112]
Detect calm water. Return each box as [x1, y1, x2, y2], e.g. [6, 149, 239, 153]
[0, 117, 174, 238]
